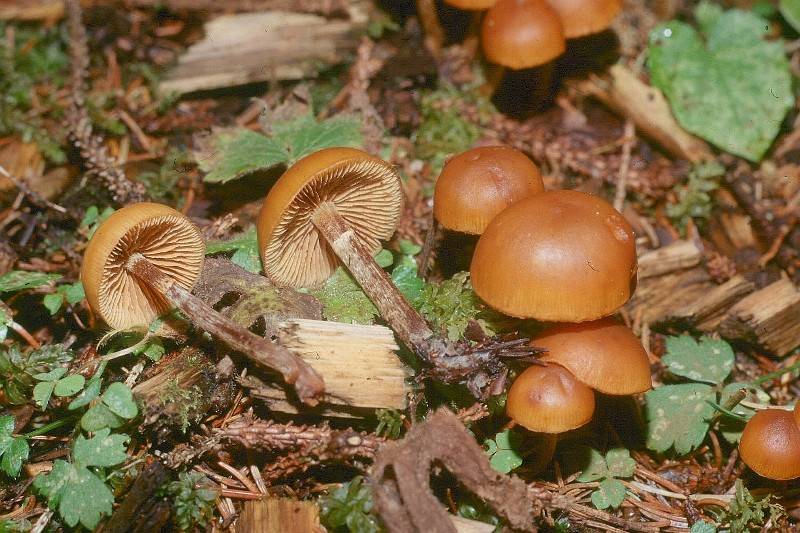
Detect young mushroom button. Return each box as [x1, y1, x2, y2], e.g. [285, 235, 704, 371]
[81, 202, 324, 405]
[739, 406, 800, 480]
[470, 189, 637, 322]
[434, 146, 544, 235]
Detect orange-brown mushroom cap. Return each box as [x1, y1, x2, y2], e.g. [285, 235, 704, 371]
[546, 0, 622, 38]
[257, 147, 403, 289]
[506, 363, 595, 433]
[81, 203, 205, 330]
[481, 0, 566, 70]
[470, 189, 637, 321]
[536, 318, 651, 395]
[445, 0, 497, 8]
[434, 146, 544, 235]
[739, 408, 800, 480]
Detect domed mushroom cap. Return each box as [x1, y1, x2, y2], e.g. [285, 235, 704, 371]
[434, 146, 544, 235]
[81, 203, 205, 330]
[546, 0, 622, 38]
[470, 189, 637, 321]
[739, 408, 800, 480]
[257, 147, 403, 289]
[445, 0, 497, 8]
[481, 0, 566, 70]
[536, 318, 651, 395]
[506, 363, 595, 433]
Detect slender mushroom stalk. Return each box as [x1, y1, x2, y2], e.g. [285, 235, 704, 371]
[82, 203, 324, 405]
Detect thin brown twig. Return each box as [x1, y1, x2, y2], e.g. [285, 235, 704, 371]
[0, 165, 67, 214]
[614, 120, 635, 212]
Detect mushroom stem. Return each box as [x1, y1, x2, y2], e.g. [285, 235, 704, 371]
[416, 0, 445, 61]
[125, 253, 324, 405]
[311, 202, 436, 356]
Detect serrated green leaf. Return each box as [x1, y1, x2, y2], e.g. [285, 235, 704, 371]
[68, 376, 102, 410]
[272, 114, 363, 163]
[58, 465, 115, 529]
[591, 479, 627, 510]
[73, 428, 129, 468]
[81, 404, 125, 432]
[605, 448, 636, 479]
[690, 521, 717, 533]
[206, 228, 261, 273]
[645, 383, 716, 454]
[1, 438, 28, 478]
[0, 271, 61, 293]
[33, 459, 72, 509]
[101, 382, 138, 419]
[53, 374, 85, 397]
[648, 3, 793, 161]
[662, 335, 734, 384]
[32, 381, 55, 409]
[780, 0, 800, 32]
[313, 267, 378, 324]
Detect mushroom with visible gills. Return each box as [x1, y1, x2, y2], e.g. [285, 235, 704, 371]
[470, 189, 637, 322]
[82, 202, 324, 404]
[739, 405, 800, 480]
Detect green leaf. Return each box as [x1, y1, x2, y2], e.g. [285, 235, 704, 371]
[42, 293, 63, 315]
[489, 449, 523, 474]
[647, 3, 793, 161]
[81, 404, 125, 432]
[645, 383, 716, 454]
[563, 446, 608, 482]
[719, 383, 771, 443]
[690, 521, 717, 533]
[662, 335, 734, 384]
[391, 255, 425, 307]
[0, 416, 14, 437]
[33, 459, 72, 509]
[68, 376, 102, 410]
[206, 228, 261, 273]
[312, 267, 378, 325]
[101, 382, 138, 419]
[59, 465, 115, 529]
[32, 381, 55, 409]
[780, 0, 800, 32]
[0, 438, 28, 478]
[398, 239, 422, 256]
[724, 479, 787, 533]
[605, 448, 636, 479]
[53, 374, 85, 397]
[591, 479, 627, 510]
[374, 249, 394, 268]
[33, 366, 67, 382]
[0, 271, 60, 293]
[484, 430, 524, 474]
[72, 428, 129, 468]
[201, 114, 362, 184]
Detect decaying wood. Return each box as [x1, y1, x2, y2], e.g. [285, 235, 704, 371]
[127, 0, 348, 13]
[370, 408, 538, 533]
[244, 319, 410, 415]
[664, 274, 755, 332]
[575, 64, 712, 163]
[449, 516, 495, 533]
[719, 277, 800, 356]
[99, 462, 170, 533]
[160, 3, 369, 95]
[127, 253, 325, 405]
[637, 239, 703, 280]
[238, 498, 323, 533]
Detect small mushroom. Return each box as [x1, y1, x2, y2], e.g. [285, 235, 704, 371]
[257, 148, 436, 354]
[739, 406, 800, 480]
[434, 145, 544, 235]
[82, 202, 324, 404]
[535, 318, 652, 395]
[506, 363, 595, 433]
[546, 0, 621, 39]
[470, 189, 637, 322]
[480, 0, 566, 114]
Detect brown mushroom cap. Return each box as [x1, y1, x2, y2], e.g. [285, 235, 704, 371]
[506, 363, 595, 433]
[546, 0, 622, 38]
[445, 0, 497, 8]
[81, 203, 205, 330]
[470, 189, 637, 321]
[536, 318, 651, 395]
[739, 408, 800, 480]
[257, 147, 402, 289]
[434, 146, 544, 235]
[481, 0, 566, 70]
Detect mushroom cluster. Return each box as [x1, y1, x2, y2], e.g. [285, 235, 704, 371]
[739, 404, 800, 480]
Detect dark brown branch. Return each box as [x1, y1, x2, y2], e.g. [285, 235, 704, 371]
[126, 253, 324, 405]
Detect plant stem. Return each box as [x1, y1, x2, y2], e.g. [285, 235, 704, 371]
[126, 253, 324, 405]
[311, 202, 436, 357]
[751, 359, 800, 385]
[23, 416, 78, 438]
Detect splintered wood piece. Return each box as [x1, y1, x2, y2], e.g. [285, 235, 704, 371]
[719, 278, 800, 356]
[450, 515, 496, 533]
[238, 498, 322, 533]
[664, 274, 756, 331]
[245, 319, 410, 416]
[637, 240, 702, 280]
[575, 64, 712, 163]
[160, 5, 368, 94]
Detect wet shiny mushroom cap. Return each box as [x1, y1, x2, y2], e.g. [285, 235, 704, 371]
[481, 0, 566, 70]
[546, 0, 622, 38]
[470, 189, 637, 321]
[739, 408, 800, 480]
[257, 147, 403, 289]
[445, 0, 497, 8]
[81, 203, 204, 330]
[536, 318, 652, 395]
[434, 145, 544, 235]
[506, 363, 595, 433]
